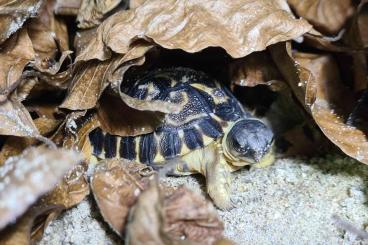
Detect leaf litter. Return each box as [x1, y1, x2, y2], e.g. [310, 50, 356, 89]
[0, 0, 367, 244]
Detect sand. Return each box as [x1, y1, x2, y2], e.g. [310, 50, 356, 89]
[38, 155, 368, 245]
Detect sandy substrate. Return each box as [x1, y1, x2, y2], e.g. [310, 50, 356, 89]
[38, 155, 368, 245]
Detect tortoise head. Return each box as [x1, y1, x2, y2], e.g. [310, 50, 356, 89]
[224, 119, 274, 167]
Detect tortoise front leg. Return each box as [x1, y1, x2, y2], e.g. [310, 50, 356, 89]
[203, 143, 233, 209]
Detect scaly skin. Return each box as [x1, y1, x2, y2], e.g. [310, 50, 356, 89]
[178, 141, 234, 209]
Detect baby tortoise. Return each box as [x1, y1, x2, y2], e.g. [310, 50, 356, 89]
[89, 67, 274, 209]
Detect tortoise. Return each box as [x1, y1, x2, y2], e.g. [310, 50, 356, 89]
[88, 67, 275, 209]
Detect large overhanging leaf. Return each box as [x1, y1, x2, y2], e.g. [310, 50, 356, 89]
[77, 0, 312, 62]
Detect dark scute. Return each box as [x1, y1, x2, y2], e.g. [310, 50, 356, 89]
[104, 133, 117, 158]
[89, 128, 104, 156]
[214, 86, 249, 120]
[215, 102, 242, 121]
[139, 133, 157, 164]
[183, 128, 204, 150]
[198, 118, 223, 138]
[160, 131, 182, 159]
[120, 136, 136, 160]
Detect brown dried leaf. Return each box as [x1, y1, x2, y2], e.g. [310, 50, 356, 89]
[287, 0, 354, 35]
[27, 0, 69, 62]
[77, 0, 311, 61]
[163, 187, 224, 244]
[0, 204, 63, 245]
[42, 164, 90, 209]
[269, 42, 317, 109]
[126, 180, 224, 245]
[77, 0, 126, 28]
[91, 159, 154, 236]
[229, 51, 282, 87]
[0, 147, 83, 230]
[298, 53, 368, 164]
[0, 117, 61, 165]
[60, 113, 100, 159]
[97, 94, 164, 136]
[0, 28, 35, 102]
[60, 59, 114, 110]
[54, 0, 82, 15]
[0, 0, 43, 45]
[74, 28, 98, 56]
[61, 42, 153, 111]
[0, 99, 40, 138]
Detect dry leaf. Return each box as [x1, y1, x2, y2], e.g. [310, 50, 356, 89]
[288, 0, 354, 35]
[229, 51, 282, 87]
[342, 2, 368, 91]
[91, 159, 154, 236]
[74, 28, 98, 56]
[163, 187, 224, 244]
[60, 59, 114, 110]
[57, 111, 99, 150]
[77, 0, 126, 28]
[0, 99, 40, 138]
[126, 180, 224, 245]
[0, 117, 61, 165]
[42, 164, 90, 208]
[0, 0, 43, 45]
[54, 0, 82, 15]
[0, 28, 35, 102]
[77, 0, 311, 61]
[297, 53, 368, 164]
[27, 0, 69, 62]
[269, 42, 317, 109]
[97, 93, 164, 136]
[0, 147, 83, 230]
[61, 42, 153, 111]
[0, 204, 63, 245]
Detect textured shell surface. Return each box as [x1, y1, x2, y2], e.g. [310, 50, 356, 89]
[89, 67, 248, 165]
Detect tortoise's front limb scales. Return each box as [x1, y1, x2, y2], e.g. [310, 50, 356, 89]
[173, 141, 236, 209]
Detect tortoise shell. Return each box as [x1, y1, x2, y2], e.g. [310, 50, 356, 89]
[89, 67, 250, 165]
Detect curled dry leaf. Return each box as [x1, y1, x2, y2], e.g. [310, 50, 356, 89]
[0, 147, 83, 230]
[27, 0, 69, 62]
[91, 159, 154, 236]
[229, 51, 282, 87]
[269, 42, 317, 109]
[126, 180, 224, 245]
[0, 99, 40, 138]
[77, 0, 311, 61]
[0, 117, 61, 165]
[60, 113, 100, 160]
[297, 53, 368, 164]
[77, 0, 126, 28]
[0, 28, 35, 102]
[0, 204, 63, 245]
[41, 163, 90, 209]
[0, 0, 43, 45]
[61, 42, 153, 111]
[287, 0, 354, 35]
[97, 94, 164, 136]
